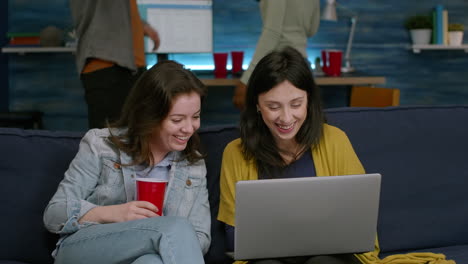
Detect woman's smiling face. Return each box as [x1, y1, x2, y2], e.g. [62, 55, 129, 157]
[151, 91, 201, 156]
[257, 80, 308, 149]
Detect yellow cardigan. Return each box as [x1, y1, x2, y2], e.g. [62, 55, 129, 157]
[217, 124, 455, 264]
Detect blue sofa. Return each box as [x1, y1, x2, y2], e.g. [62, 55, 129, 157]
[1, 106, 467, 264]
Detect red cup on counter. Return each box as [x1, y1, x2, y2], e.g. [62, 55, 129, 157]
[136, 178, 168, 216]
[213, 52, 228, 78]
[321, 49, 343, 76]
[231, 51, 244, 76]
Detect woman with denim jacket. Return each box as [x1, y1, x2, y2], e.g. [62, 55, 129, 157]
[43, 60, 210, 264]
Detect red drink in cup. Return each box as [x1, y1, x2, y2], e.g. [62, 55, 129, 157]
[136, 178, 168, 216]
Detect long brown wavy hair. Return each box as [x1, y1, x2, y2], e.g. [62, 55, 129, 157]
[108, 60, 207, 166]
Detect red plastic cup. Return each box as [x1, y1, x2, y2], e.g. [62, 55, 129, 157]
[213, 52, 228, 78]
[321, 49, 342, 76]
[136, 178, 168, 216]
[231, 51, 244, 75]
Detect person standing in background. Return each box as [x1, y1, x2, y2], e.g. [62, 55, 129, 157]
[70, 0, 160, 129]
[232, 0, 320, 110]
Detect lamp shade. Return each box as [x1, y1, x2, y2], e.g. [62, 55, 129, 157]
[322, 0, 337, 21]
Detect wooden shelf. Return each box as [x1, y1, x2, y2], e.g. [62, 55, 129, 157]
[315, 76, 386, 86]
[411, 44, 468, 53]
[2, 47, 386, 87]
[200, 76, 386, 87]
[200, 78, 241, 86]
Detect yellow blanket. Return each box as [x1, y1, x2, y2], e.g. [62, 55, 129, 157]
[233, 251, 456, 264]
[356, 242, 456, 264]
[232, 238, 456, 264]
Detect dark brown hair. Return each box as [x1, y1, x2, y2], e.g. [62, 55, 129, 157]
[108, 60, 207, 166]
[240, 46, 324, 177]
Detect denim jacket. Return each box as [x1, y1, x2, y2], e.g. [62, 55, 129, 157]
[43, 128, 211, 254]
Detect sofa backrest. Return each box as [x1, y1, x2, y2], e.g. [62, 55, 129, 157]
[325, 106, 468, 253]
[198, 125, 240, 264]
[2, 105, 467, 263]
[0, 128, 83, 263]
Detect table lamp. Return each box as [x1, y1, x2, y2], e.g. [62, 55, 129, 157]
[321, 0, 358, 73]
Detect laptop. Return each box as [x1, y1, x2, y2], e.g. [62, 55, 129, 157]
[233, 173, 381, 260]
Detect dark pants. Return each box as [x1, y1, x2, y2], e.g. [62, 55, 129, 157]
[250, 254, 361, 264]
[81, 65, 146, 129]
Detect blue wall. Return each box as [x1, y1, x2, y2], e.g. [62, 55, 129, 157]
[5, 0, 468, 131]
[1, 0, 9, 112]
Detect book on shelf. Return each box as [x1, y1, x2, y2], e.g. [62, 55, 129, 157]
[432, 5, 450, 45]
[443, 10, 448, 45]
[4, 44, 41, 48]
[434, 4, 444, 45]
[432, 11, 436, 44]
[7, 32, 40, 46]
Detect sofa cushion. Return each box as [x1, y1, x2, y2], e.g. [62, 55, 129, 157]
[0, 128, 83, 263]
[325, 106, 468, 253]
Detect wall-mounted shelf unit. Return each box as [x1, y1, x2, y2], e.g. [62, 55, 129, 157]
[411, 44, 468, 53]
[1, 46, 75, 55]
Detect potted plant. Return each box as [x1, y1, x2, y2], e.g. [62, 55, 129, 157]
[404, 15, 433, 45]
[448, 23, 464, 46]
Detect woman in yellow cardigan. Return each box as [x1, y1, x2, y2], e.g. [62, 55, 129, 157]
[218, 46, 365, 264]
[217, 46, 456, 264]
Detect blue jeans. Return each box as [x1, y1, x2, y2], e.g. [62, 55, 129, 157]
[54, 216, 204, 264]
